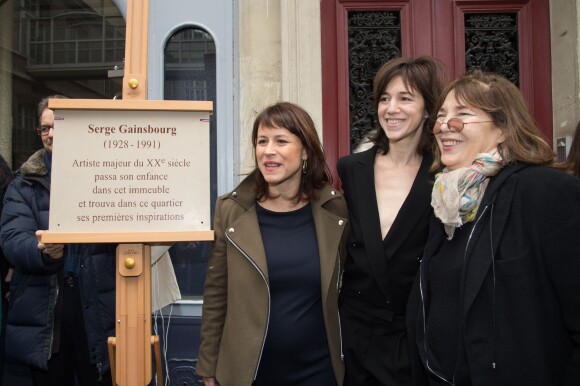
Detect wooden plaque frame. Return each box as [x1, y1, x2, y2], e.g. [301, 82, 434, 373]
[39, 2, 214, 385]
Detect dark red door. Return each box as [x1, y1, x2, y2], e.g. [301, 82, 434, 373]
[321, 0, 552, 181]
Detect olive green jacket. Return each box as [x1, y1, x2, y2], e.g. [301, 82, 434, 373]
[197, 174, 349, 386]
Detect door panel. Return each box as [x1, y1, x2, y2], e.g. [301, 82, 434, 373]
[322, 0, 552, 182]
[438, 0, 552, 143]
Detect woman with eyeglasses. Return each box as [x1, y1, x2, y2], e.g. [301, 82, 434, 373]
[337, 56, 446, 385]
[406, 70, 580, 385]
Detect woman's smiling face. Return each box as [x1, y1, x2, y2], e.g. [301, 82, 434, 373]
[377, 76, 427, 145]
[435, 90, 505, 170]
[255, 124, 306, 194]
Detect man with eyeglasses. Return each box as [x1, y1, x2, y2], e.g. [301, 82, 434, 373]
[0, 95, 116, 386]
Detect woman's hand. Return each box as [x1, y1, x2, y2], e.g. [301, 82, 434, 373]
[36, 230, 65, 260]
[203, 377, 220, 386]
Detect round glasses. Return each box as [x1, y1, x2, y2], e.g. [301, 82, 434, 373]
[36, 125, 54, 136]
[432, 118, 493, 134]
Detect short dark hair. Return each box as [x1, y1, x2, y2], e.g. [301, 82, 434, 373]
[251, 102, 331, 203]
[370, 56, 447, 155]
[37, 95, 67, 125]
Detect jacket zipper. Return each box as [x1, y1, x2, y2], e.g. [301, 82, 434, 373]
[97, 362, 103, 381]
[226, 233, 271, 381]
[488, 206, 497, 371]
[337, 250, 344, 361]
[419, 264, 454, 385]
[464, 206, 488, 262]
[47, 276, 59, 360]
[419, 205, 490, 385]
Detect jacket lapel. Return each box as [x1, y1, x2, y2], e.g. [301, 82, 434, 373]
[462, 168, 521, 317]
[224, 189, 270, 280]
[223, 175, 349, 287]
[383, 153, 434, 260]
[419, 214, 446, 312]
[311, 194, 347, 299]
[353, 149, 391, 299]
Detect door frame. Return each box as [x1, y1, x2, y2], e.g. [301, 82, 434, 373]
[321, 0, 553, 184]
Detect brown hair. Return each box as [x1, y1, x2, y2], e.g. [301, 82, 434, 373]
[370, 56, 447, 155]
[37, 94, 67, 126]
[431, 70, 555, 170]
[251, 102, 331, 202]
[562, 121, 580, 177]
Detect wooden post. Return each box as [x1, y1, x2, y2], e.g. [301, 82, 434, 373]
[42, 1, 215, 384]
[123, 0, 149, 101]
[117, 1, 150, 384]
[115, 244, 152, 385]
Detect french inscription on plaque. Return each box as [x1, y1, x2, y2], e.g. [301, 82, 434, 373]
[49, 108, 210, 232]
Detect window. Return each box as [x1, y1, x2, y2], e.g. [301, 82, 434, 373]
[164, 27, 217, 300]
[3, 0, 124, 169]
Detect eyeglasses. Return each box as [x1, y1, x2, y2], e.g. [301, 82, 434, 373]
[36, 125, 54, 136]
[432, 118, 493, 134]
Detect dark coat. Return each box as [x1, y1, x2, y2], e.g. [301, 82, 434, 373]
[337, 146, 434, 384]
[0, 153, 14, 327]
[0, 152, 13, 224]
[0, 149, 116, 371]
[197, 173, 349, 386]
[337, 146, 434, 313]
[407, 164, 580, 385]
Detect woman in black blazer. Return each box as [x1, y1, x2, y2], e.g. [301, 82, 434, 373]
[337, 56, 446, 385]
[407, 70, 580, 385]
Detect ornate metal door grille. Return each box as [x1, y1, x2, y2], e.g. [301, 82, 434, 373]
[348, 10, 401, 152]
[464, 13, 519, 86]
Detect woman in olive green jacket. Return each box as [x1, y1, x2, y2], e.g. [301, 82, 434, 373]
[197, 102, 349, 386]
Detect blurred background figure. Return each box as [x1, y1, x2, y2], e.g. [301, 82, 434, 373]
[0, 152, 14, 380]
[562, 120, 580, 177]
[0, 95, 116, 386]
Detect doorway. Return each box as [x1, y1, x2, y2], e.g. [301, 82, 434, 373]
[321, 0, 552, 176]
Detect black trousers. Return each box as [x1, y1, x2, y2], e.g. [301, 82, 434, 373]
[340, 294, 412, 386]
[30, 278, 111, 386]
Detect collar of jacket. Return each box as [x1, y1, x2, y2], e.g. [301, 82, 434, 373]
[459, 163, 529, 314]
[222, 171, 348, 285]
[223, 170, 345, 210]
[478, 163, 528, 207]
[346, 146, 434, 303]
[423, 163, 529, 256]
[19, 149, 49, 178]
[350, 146, 434, 242]
[17, 149, 50, 191]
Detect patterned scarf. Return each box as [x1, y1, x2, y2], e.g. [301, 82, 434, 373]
[431, 151, 504, 240]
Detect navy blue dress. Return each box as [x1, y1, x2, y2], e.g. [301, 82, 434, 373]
[253, 203, 336, 386]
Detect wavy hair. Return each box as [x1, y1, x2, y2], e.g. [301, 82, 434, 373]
[251, 102, 331, 202]
[370, 56, 447, 155]
[431, 70, 555, 170]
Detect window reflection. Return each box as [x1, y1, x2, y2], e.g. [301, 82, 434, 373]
[164, 27, 217, 300]
[1, 0, 124, 169]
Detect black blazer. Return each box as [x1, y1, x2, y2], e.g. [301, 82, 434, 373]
[337, 146, 434, 314]
[407, 165, 580, 385]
